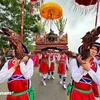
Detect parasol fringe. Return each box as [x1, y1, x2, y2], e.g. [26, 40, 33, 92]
[67, 0, 98, 16]
[73, 5, 77, 11]
[85, 9, 88, 15]
[91, 8, 96, 15]
[70, 1, 84, 15]
[81, 10, 85, 15]
[68, 0, 75, 10]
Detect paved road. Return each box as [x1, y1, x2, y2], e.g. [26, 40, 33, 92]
[0, 65, 100, 100]
[0, 66, 72, 100]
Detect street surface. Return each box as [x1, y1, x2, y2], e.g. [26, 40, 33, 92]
[0, 64, 100, 100]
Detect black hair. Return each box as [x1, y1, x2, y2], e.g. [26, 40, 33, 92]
[90, 44, 99, 53]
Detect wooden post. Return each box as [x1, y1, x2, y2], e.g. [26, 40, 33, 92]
[20, 1, 24, 41]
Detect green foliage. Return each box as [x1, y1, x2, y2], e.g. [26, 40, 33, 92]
[54, 17, 67, 35]
[0, 34, 10, 49]
[0, 0, 45, 51]
[32, 20, 46, 34]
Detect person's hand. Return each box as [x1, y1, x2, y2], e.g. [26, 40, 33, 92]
[77, 55, 90, 71]
[13, 58, 20, 69]
[81, 62, 90, 71]
[21, 56, 29, 62]
[77, 55, 86, 64]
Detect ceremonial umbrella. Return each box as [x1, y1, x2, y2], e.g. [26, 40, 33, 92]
[40, 2, 63, 32]
[75, 0, 98, 6]
[73, 0, 100, 28]
[40, 2, 63, 20]
[73, 0, 100, 52]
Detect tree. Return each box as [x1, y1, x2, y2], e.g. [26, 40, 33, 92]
[0, 31, 10, 50]
[32, 20, 46, 34]
[0, 0, 43, 51]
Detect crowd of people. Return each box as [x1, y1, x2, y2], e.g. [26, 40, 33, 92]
[0, 47, 69, 100]
[0, 42, 100, 100]
[38, 50, 69, 89]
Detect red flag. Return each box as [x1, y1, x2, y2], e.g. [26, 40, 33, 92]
[75, 0, 98, 6]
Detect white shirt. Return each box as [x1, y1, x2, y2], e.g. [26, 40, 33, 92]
[66, 55, 69, 68]
[70, 58, 100, 85]
[94, 57, 100, 65]
[0, 58, 34, 84]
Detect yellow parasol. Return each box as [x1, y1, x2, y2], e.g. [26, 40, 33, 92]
[40, 2, 63, 20]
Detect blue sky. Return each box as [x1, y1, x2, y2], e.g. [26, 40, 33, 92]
[43, 0, 100, 53]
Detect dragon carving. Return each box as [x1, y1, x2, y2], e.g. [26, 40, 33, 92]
[81, 26, 100, 53]
[2, 28, 26, 59]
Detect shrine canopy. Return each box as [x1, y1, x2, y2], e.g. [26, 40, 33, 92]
[40, 2, 63, 20]
[75, 0, 98, 6]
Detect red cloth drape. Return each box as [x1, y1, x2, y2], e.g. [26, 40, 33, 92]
[75, 0, 98, 6]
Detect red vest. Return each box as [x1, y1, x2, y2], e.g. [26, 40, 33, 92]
[74, 60, 97, 91]
[8, 60, 29, 93]
[39, 54, 49, 73]
[58, 55, 66, 74]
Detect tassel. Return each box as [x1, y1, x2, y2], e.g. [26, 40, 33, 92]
[66, 83, 73, 100]
[81, 10, 84, 15]
[67, 95, 70, 100]
[29, 87, 34, 100]
[73, 5, 78, 12]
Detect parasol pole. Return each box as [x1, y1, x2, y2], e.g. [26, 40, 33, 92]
[95, 1, 99, 29]
[49, 13, 53, 31]
[19, 0, 25, 41]
[49, 18, 51, 30]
